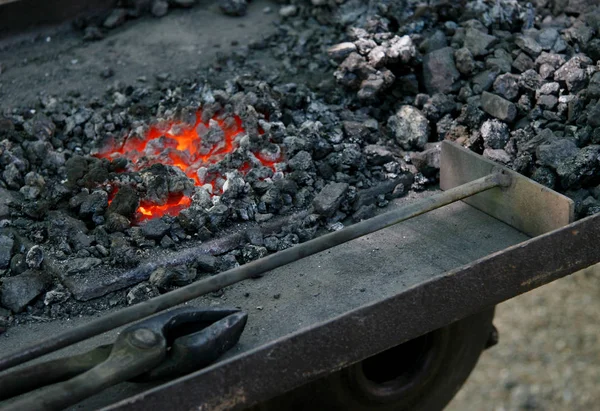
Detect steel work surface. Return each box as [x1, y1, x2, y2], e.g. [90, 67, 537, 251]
[192, 200, 529, 354]
[0, 199, 530, 409]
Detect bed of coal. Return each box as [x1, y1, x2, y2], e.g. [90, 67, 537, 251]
[0, 0, 598, 364]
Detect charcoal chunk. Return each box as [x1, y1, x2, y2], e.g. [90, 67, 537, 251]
[141, 218, 170, 240]
[63, 257, 102, 275]
[481, 119, 510, 149]
[386, 35, 416, 63]
[218, 254, 240, 272]
[515, 34, 542, 57]
[150, 266, 197, 289]
[0, 188, 20, 219]
[25, 245, 44, 269]
[207, 204, 229, 229]
[313, 182, 349, 217]
[554, 56, 592, 93]
[463, 28, 497, 56]
[387, 106, 430, 150]
[454, 47, 475, 75]
[472, 70, 499, 93]
[420, 30, 447, 54]
[127, 282, 160, 305]
[245, 228, 264, 246]
[343, 121, 370, 141]
[518, 128, 556, 154]
[537, 95, 558, 110]
[2, 163, 22, 189]
[105, 213, 130, 233]
[483, 148, 511, 165]
[108, 186, 139, 218]
[480, 91, 517, 123]
[532, 167, 557, 189]
[242, 244, 268, 264]
[80, 190, 108, 217]
[457, 103, 486, 130]
[587, 101, 600, 128]
[0, 234, 14, 269]
[279, 5, 297, 17]
[364, 145, 395, 165]
[288, 151, 313, 171]
[354, 175, 413, 210]
[30, 113, 56, 141]
[537, 138, 579, 170]
[278, 234, 299, 250]
[65, 155, 88, 185]
[358, 70, 395, 101]
[556, 145, 600, 189]
[1, 270, 48, 312]
[410, 143, 441, 177]
[44, 286, 71, 306]
[493, 73, 520, 101]
[537, 28, 559, 50]
[264, 236, 279, 252]
[422, 47, 460, 94]
[10, 254, 28, 275]
[194, 254, 217, 273]
[587, 72, 600, 99]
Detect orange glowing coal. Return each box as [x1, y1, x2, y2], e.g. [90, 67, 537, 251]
[98, 110, 282, 221]
[138, 194, 192, 222]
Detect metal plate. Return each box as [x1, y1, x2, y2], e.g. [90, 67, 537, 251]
[102, 211, 600, 411]
[440, 141, 574, 237]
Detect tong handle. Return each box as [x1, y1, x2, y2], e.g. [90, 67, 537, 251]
[2, 328, 165, 411]
[0, 345, 111, 402]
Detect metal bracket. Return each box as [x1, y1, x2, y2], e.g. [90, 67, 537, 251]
[440, 141, 574, 236]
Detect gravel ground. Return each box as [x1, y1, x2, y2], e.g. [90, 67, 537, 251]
[448, 264, 600, 411]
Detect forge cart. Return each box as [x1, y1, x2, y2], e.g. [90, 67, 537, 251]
[0, 142, 597, 410]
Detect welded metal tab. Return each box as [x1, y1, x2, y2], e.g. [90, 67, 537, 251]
[440, 140, 574, 236]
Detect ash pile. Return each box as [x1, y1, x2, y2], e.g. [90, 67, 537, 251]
[1, 0, 600, 331]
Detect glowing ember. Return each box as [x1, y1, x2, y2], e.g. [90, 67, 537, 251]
[138, 194, 192, 222]
[97, 110, 282, 221]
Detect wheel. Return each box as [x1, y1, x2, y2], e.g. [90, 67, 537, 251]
[253, 308, 497, 411]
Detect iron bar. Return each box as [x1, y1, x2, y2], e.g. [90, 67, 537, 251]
[0, 172, 509, 372]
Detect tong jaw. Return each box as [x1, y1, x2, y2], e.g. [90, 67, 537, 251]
[134, 307, 248, 381]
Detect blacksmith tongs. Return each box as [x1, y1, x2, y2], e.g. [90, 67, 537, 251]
[0, 307, 247, 411]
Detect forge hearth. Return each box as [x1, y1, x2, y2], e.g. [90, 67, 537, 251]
[95, 105, 284, 222]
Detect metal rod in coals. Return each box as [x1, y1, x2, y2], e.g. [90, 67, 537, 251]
[0, 172, 509, 372]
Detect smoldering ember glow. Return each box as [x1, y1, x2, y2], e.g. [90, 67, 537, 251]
[97, 110, 283, 221]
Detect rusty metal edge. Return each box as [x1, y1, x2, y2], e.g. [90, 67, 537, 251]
[104, 212, 600, 411]
[440, 141, 575, 237]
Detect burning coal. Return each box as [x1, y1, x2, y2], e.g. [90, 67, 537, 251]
[97, 110, 283, 221]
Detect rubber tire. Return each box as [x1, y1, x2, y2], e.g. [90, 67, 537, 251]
[254, 308, 495, 411]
